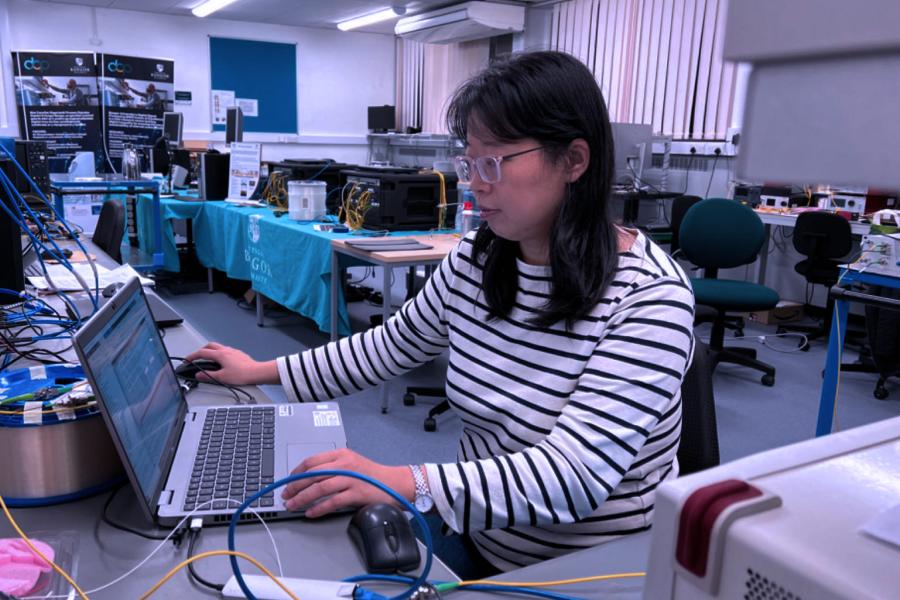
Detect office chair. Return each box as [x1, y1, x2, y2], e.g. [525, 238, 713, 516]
[91, 198, 126, 263]
[842, 285, 900, 400]
[669, 195, 745, 338]
[775, 211, 852, 350]
[677, 340, 720, 475]
[679, 198, 779, 386]
[403, 387, 449, 432]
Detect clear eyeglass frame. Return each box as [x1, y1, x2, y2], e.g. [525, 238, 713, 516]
[452, 146, 545, 184]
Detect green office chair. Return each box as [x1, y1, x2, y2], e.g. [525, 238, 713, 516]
[679, 198, 779, 386]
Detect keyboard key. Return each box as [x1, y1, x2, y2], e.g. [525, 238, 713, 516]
[260, 498, 274, 507]
[212, 501, 227, 509]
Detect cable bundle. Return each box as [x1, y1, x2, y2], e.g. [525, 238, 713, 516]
[339, 182, 374, 231]
[0, 147, 105, 370]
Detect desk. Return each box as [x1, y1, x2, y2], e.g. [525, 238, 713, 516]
[754, 210, 871, 286]
[4, 239, 653, 598]
[50, 178, 163, 271]
[817, 267, 900, 436]
[329, 234, 460, 342]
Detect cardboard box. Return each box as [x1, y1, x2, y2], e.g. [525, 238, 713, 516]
[745, 300, 804, 325]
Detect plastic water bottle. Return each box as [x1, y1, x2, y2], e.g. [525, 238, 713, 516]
[459, 201, 482, 237]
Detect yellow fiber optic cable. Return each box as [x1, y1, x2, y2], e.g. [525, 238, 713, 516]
[454, 572, 646, 588]
[139, 550, 299, 600]
[0, 493, 89, 600]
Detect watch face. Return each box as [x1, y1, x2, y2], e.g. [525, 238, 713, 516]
[414, 494, 434, 513]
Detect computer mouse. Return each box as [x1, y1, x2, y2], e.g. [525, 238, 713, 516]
[174, 359, 222, 380]
[347, 503, 420, 574]
[101, 281, 125, 298]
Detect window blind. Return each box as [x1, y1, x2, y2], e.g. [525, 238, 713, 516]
[552, 0, 737, 140]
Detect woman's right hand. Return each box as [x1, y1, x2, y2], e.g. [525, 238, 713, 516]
[183, 342, 279, 386]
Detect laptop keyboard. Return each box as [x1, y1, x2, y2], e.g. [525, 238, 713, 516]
[184, 406, 276, 511]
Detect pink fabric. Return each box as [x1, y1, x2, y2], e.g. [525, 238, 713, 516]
[0, 538, 54, 596]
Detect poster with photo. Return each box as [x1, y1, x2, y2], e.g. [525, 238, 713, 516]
[12, 51, 103, 165]
[99, 53, 174, 171]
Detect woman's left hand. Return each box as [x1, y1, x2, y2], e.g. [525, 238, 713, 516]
[281, 449, 416, 518]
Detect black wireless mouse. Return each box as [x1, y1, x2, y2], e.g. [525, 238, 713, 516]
[174, 359, 222, 380]
[347, 503, 421, 574]
[101, 281, 125, 298]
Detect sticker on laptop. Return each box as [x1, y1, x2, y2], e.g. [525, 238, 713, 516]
[278, 405, 294, 417]
[313, 410, 341, 427]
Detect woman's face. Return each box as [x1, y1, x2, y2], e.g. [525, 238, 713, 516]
[465, 123, 571, 264]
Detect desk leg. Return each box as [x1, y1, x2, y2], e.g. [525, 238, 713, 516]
[330, 250, 339, 342]
[816, 299, 850, 436]
[757, 224, 771, 285]
[256, 292, 264, 327]
[382, 265, 391, 328]
[207, 268, 214, 293]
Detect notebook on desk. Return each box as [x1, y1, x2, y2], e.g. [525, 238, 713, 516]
[344, 238, 433, 252]
[72, 277, 347, 526]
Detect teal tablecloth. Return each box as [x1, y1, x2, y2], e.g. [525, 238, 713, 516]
[136, 195, 203, 272]
[193, 202, 360, 336]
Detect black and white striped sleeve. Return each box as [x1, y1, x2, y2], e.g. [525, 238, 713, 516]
[276, 245, 459, 402]
[425, 276, 695, 533]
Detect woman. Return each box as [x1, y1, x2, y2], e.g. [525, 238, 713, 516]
[187, 51, 694, 577]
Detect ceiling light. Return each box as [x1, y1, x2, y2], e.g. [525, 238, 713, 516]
[192, 0, 241, 18]
[337, 6, 407, 31]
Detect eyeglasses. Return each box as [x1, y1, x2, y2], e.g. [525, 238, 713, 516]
[453, 146, 546, 184]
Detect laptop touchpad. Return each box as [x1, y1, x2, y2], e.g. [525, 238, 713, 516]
[286, 442, 336, 471]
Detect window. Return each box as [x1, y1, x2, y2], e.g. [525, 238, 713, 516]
[551, 0, 738, 141]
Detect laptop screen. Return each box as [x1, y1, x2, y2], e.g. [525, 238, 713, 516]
[78, 282, 183, 512]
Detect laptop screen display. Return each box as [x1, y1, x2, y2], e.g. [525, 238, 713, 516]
[80, 285, 183, 509]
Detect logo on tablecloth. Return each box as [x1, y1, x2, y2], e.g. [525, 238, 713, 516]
[248, 214, 261, 243]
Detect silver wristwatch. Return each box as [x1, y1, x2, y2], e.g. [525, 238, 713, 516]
[409, 464, 434, 513]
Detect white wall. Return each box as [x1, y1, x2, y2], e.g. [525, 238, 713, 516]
[1, 0, 397, 163]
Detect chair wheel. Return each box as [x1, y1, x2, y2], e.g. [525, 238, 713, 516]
[381, 407, 388, 414]
[734, 329, 744, 338]
[776, 326, 786, 335]
[761, 374, 775, 387]
[424, 418, 437, 432]
[403, 393, 416, 406]
[874, 386, 889, 400]
[801, 343, 810, 352]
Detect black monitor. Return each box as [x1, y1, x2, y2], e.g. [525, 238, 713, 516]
[163, 112, 183, 146]
[367, 105, 395, 133]
[226, 107, 243, 144]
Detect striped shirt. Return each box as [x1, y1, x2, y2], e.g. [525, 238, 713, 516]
[276, 230, 695, 570]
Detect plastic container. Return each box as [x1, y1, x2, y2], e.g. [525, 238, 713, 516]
[287, 180, 327, 221]
[456, 201, 482, 237]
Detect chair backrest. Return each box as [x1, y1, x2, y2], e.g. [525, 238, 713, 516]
[91, 199, 125, 263]
[669, 195, 702, 254]
[679, 198, 766, 270]
[677, 340, 720, 475]
[792, 211, 852, 260]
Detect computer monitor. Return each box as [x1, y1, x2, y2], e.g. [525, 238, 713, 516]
[162, 112, 183, 146]
[610, 122, 653, 187]
[367, 105, 395, 133]
[0, 161, 24, 304]
[225, 107, 243, 144]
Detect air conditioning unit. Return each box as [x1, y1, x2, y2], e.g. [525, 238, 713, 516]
[395, 1, 525, 44]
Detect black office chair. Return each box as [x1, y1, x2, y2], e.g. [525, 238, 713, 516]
[677, 340, 720, 475]
[91, 199, 126, 263]
[776, 211, 852, 350]
[679, 198, 780, 386]
[842, 285, 900, 399]
[670, 195, 745, 338]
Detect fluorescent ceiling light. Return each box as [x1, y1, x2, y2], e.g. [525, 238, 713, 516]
[192, 0, 241, 18]
[337, 6, 406, 31]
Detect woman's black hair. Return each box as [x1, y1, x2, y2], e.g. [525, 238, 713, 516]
[447, 51, 618, 329]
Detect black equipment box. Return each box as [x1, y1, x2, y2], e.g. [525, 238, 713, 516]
[340, 166, 458, 232]
[13, 140, 50, 196]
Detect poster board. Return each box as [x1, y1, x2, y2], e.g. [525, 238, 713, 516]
[209, 37, 297, 134]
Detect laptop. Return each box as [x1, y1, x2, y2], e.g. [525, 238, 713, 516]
[66, 291, 184, 328]
[72, 277, 348, 526]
